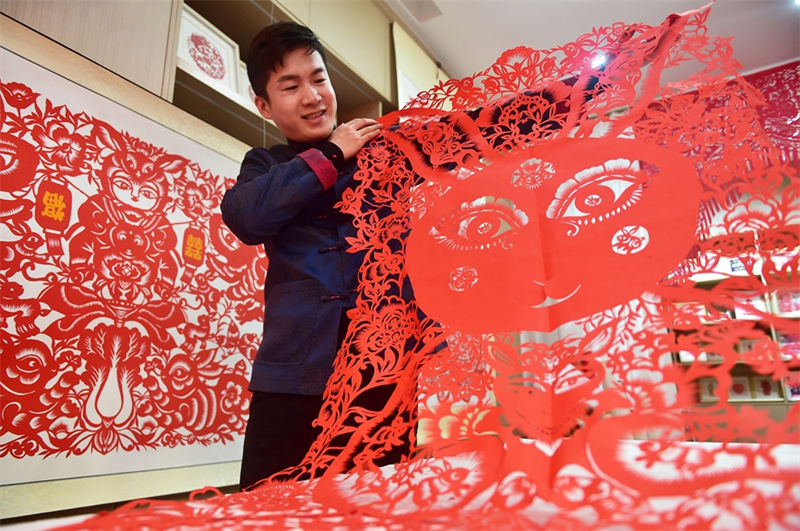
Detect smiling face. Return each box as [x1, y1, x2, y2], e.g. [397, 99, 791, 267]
[406, 138, 700, 334]
[110, 174, 161, 211]
[255, 47, 337, 144]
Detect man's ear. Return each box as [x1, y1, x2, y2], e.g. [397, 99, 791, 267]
[254, 96, 272, 121]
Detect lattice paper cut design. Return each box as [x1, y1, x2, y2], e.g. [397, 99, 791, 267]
[63, 5, 799, 530]
[0, 67, 265, 468]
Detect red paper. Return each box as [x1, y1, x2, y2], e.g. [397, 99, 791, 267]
[11, 4, 800, 529]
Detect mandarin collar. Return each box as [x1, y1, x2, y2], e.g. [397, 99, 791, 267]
[286, 124, 337, 153]
[286, 138, 314, 153]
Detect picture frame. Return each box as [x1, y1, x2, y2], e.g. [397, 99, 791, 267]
[732, 291, 768, 320]
[671, 301, 709, 321]
[0, 46, 249, 487]
[751, 376, 783, 401]
[766, 252, 798, 272]
[776, 331, 800, 361]
[697, 377, 719, 403]
[782, 372, 800, 402]
[771, 287, 800, 317]
[737, 339, 759, 354]
[711, 255, 761, 277]
[728, 376, 752, 401]
[677, 350, 723, 364]
[237, 60, 260, 115]
[177, 4, 240, 98]
[725, 256, 748, 275]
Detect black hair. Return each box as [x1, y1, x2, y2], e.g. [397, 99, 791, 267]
[247, 21, 327, 100]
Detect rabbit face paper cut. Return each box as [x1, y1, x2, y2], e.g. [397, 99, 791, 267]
[406, 137, 701, 333]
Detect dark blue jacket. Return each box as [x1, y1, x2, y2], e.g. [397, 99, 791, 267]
[220, 140, 364, 395]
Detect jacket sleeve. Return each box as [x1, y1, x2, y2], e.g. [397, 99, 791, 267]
[220, 147, 338, 245]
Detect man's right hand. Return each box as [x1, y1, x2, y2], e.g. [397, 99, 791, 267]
[328, 118, 383, 159]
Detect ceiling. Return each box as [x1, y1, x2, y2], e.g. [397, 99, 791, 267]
[381, 0, 799, 80]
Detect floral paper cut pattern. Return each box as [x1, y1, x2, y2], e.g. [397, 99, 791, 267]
[35, 4, 800, 530]
[0, 65, 265, 468]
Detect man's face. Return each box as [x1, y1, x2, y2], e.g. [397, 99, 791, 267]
[255, 48, 337, 144]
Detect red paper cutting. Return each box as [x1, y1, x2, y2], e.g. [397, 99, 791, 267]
[30, 4, 800, 529]
[0, 78, 264, 462]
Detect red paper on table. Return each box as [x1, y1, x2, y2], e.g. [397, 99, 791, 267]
[60, 4, 800, 529]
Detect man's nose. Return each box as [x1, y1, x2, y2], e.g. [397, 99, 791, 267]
[301, 84, 321, 105]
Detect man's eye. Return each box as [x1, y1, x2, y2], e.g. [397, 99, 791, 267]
[282, 85, 298, 92]
[314, 78, 327, 84]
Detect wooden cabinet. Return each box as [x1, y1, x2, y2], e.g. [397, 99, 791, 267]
[0, 0, 181, 99]
[307, 0, 392, 102]
[667, 234, 800, 429]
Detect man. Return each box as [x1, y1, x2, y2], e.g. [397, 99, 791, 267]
[220, 21, 384, 489]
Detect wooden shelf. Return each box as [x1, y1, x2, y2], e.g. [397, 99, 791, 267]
[174, 67, 284, 148]
[670, 244, 800, 415]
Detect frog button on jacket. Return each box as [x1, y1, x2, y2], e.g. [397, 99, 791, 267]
[220, 139, 364, 395]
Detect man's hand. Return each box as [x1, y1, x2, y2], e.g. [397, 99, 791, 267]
[328, 118, 383, 159]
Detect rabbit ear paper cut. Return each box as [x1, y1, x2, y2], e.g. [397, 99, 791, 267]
[52, 4, 800, 530]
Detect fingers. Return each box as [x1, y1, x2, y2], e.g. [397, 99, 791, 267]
[344, 117, 382, 132]
[342, 118, 383, 142]
[359, 122, 383, 138]
[329, 118, 384, 159]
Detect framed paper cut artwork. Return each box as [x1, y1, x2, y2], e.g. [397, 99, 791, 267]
[777, 331, 800, 360]
[728, 376, 752, 402]
[783, 372, 800, 402]
[772, 287, 800, 317]
[0, 48, 265, 485]
[697, 377, 719, 403]
[750, 376, 783, 401]
[177, 4, 240, 97]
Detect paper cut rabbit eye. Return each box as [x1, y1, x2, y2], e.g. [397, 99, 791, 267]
[430, 197, 528, 251]
[547, 158, 647, 230]
[406, 138, 701, 334]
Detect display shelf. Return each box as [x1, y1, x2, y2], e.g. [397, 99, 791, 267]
[675, 350, 781, 367]
[173, 67, 284, 149]
[670, 236, 799, 415]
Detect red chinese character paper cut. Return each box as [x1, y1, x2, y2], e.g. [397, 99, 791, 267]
[0, 52, 265, 482]
[189, 33, 227, 81]
[53, 5, 800, 530]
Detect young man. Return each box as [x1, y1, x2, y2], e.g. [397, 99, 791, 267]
[220, 22, 383, 489]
